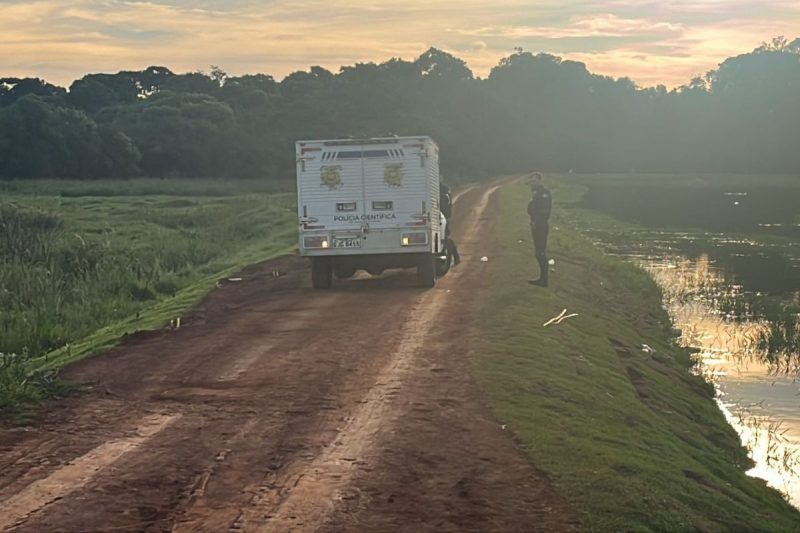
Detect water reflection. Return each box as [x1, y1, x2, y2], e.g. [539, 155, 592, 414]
[641, 254, 800, 505]
[596, 229, 800, 296]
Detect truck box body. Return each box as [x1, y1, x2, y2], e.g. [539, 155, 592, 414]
[296, 137, 443, 266]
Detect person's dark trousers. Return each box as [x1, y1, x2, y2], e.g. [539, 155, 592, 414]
[446, 237, 461, 266]
[532, 222, 549, 285]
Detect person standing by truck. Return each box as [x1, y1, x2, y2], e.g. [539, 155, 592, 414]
[440, 183, 461, 266]
[527, 172, 552, 287]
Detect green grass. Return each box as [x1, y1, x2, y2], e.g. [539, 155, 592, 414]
[476, 182, 800, 531]
[0, 181, 297, 414]
[0, 178, 294, 197]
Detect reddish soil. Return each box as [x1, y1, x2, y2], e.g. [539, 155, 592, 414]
[0, 184, 573, 532]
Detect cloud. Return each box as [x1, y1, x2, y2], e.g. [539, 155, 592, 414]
[453, 14, 684, 41]
[0, 0, 797, 88]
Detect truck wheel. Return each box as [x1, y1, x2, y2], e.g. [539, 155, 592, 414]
[436, 249, 452, 277]
[311, 257, 333, 289]
[417, 254, 436, 288]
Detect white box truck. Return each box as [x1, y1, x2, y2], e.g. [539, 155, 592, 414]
[296, 136, 450, 288]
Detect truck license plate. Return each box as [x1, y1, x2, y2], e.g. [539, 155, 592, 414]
[332, 237, 361, 248]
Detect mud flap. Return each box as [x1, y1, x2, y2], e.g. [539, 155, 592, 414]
[311, 257, 333, 289]
[417, 254, 436, 288]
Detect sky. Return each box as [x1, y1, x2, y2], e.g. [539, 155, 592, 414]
[1, 0, 798, 88]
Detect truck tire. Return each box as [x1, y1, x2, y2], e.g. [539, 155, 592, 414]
[311, 257, 333, 289]
[417, 254, 436, 288]
[436, 249, 452, 277]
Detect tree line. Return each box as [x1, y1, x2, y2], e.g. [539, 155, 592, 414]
[1, 37, 799, 181]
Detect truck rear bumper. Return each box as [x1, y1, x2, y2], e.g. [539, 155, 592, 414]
[325, 253, 429, 272]
[299, 227, 439, 257]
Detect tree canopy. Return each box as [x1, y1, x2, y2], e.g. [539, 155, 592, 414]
[1, 42, 799, 180]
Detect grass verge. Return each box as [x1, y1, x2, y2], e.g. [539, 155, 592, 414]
[1, 182, 297, 415]
[476, 182, 800, 531]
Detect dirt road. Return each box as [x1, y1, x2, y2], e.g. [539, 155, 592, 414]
[0, 183, 572, 532]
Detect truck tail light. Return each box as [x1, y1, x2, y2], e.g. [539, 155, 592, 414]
[304, 236, 330, 249]
[401, 232, 427, 246]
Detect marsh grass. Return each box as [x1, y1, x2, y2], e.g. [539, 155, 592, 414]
[731, 405, 800, 480]
[0, 185, 297, 413]
[756, 311, 800, 373]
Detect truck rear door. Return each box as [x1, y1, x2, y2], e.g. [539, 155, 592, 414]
[361, 140, 428, 230]
[299, 142, 365, 233]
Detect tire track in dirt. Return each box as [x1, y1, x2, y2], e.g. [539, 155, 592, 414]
[0, 259, 409, 532]
[234, 277, 448, 532]
[12, 279, 419, 532]
[0, 413, 179, 530]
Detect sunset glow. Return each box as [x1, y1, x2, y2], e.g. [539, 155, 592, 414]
[1, 0, 799, 87]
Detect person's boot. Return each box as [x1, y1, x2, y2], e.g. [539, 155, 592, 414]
[529, 254, 549, 287]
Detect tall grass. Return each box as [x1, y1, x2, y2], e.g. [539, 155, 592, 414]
[715, 292, 800, 371]
[756, 310, 800, 373]
[0, 351, 39, 412]
[0, 191, 296, 413]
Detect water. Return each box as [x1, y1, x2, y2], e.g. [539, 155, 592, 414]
[582, 185, 800, 239]
[643, 255, 800, 505]
[581, 186, 800, 505]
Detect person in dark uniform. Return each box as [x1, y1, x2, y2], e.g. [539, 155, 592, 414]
[440, 183, 461, 266]
[527, 172, 552, 287]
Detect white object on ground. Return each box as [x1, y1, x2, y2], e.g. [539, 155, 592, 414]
[543, 308, 579, 327]
[641, 344, 656, 354]
[480, 256, 489, 262]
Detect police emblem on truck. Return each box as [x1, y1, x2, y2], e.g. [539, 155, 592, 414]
[384, 164, 404, 188]
[321, 166, 343, 190]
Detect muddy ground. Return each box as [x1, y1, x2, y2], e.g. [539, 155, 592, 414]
[0, 184, 573, 532]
